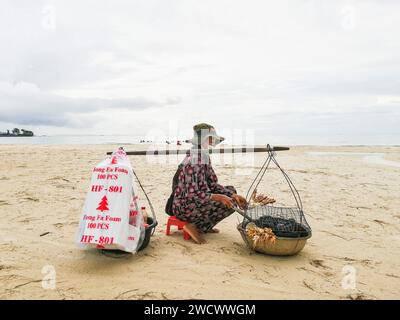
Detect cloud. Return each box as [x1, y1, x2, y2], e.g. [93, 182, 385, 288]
[0, 82, 179, 127]
[0, 0, 399, 141]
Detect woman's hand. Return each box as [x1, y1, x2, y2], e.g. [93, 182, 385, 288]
[232, 194, 247, 209]
[211, 194, 234, 209]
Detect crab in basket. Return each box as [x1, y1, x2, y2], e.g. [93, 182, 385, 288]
[245, 223, 277, 249]
[249, 189, 276, 208]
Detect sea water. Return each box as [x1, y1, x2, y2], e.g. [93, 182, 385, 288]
[307, 152, 400, 168]
[0, 133, 399, 146]
[0, 135, 144, 145]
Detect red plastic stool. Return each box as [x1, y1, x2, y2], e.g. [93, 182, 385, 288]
[166, 216, 191, 240]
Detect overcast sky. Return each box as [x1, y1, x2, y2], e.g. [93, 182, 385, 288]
[0, 0, 399, 144]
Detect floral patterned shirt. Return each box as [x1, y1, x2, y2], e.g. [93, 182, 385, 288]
[172, 150, 235, 216]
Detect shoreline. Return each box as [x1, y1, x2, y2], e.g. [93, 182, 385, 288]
[0, 142, 399, 147]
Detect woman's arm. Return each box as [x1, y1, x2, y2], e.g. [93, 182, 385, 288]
[174, 162, 239, 210]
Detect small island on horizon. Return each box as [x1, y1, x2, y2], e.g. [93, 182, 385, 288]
[0, 128, 34, 137]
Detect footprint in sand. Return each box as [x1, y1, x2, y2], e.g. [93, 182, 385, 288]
[220, 242, 248, 255]
[328, 256, 381, 269]
[24, 197, 40, 202]
[251, 274, 271, 285]
[165, 240, 193, 255]
[0, 264, 12, 271]
[58, 287, 82, 299]
[115, 290, 170, 300]
[346, 293, 371, 300]
[310, 259, 331, 270]
[48, 176, 71, 182]
[355, 259, 380, 268]
[373, 219, 388, 227]
[302, 280, 317, 292]
[239, 263, 256, 273]
[17, 192, 40, 202]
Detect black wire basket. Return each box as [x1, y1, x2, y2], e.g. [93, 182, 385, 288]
[240, 206, 311, 237]
[236, 145, 312, 256]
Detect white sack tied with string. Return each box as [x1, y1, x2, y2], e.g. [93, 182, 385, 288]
[76, 148, 145, 253]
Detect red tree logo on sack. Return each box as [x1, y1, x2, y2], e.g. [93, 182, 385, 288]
[96, 196, 109, 212]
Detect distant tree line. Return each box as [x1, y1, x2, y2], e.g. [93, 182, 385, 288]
[0, 128, 34, 136]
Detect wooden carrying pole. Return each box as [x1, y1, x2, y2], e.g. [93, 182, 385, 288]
[106, 146, 290, 156]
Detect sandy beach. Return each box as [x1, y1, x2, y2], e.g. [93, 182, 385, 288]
[0, 144, 399, 300]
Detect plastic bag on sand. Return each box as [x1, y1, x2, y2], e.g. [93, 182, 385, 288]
[76, 148, 145, 253]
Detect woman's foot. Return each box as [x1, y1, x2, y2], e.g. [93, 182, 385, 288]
[208, 228, 220, 233]
[183, 223, 207, 244]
